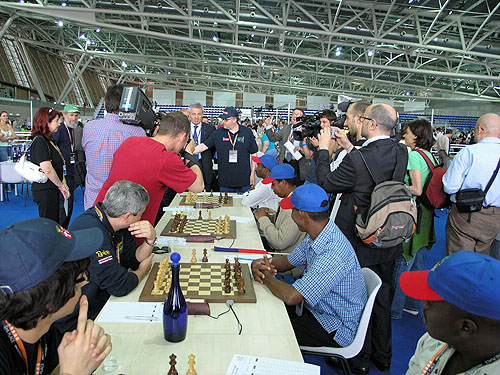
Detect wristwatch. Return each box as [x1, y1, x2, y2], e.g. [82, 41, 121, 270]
[145, 237, 158, 247]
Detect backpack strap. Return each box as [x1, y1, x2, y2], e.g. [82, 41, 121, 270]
[484, 157, 500, 195]
[414, 148, 437, 170]
[357, 140, 406, 185]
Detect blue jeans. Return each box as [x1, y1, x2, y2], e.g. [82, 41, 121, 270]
[219, 185, 251, 193]
[391, 247, 425, 319]
[0, 146, 12, 162]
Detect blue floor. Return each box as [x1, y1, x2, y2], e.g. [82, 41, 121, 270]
[0, 185, 447, 374]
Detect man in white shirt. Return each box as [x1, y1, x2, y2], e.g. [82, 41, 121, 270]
[242, 155, 280, 211]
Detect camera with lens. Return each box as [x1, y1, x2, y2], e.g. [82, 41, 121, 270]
[292, 112, 323, 142]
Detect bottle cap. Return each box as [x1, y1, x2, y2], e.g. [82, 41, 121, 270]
[170, 252, 181, 265]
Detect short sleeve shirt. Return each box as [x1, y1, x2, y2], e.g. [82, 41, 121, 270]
[204, 125, 258, 188]
[405, 149, 436, 190]
[288, 220, 367, 346]
[30, 135, 64, 191]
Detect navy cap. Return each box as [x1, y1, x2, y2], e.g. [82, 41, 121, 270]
[0, 218, 104, 294]
[252, 155, 278, 171]
[219, 107, 239, 119]
[401, 251, 500, 319]
[262, 164, 295, 184]
[280, 184, 330, 212]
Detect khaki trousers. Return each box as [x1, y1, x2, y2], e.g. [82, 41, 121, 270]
[446, 204, 500, 256]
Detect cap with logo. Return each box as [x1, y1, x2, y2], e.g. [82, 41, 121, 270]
[262, 164, 295, 185]
[219, 107, 239, 119]
[400, 251, 500, 319]
[280, 183, 330, 211]
[63, 104, 80, 113]
[0, 218, 104, 294]
[252, 155, 278, 171]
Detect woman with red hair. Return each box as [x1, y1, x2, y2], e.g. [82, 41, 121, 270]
[30, 107, 70, 221]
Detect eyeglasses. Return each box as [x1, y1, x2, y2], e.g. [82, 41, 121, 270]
[75, 270, 91, 284]
[359, 116, 373, 122]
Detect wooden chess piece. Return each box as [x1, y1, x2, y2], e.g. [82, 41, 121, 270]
[208, 211, 212, 221]
[191, 249, 197, 263]
[203, 189, 207, 201]
[187, 354, 197, 375]
[198, 210, 203, 220]
[202, 248, 208, 262]
[168, 354, 178, 375]
[210, 190, 213, 197]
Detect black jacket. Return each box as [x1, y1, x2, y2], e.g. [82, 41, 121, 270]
[316, 138, 408, 266]
[199, 122, 216, 187]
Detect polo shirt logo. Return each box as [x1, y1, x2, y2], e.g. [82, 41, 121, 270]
[223, 137, 230, 141]
[96, 249, 113, 264]
[237, 136, 245, 142]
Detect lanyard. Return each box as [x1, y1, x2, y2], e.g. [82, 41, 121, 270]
[64, 123, 74, 152]
[2, 321, 44, 375]
[421, 344, 448, 375]
[48, 140, 66, 166]
[227, 131, 238, 150]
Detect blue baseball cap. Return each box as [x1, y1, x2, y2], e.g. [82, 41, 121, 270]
[262, 164, 295, 184]
[280, 184, 330, 211]
[252, 154, 278, 171]
[400, 251, 500, 319]
[219, 107, 239, 119]
[0, 218, 104, 294]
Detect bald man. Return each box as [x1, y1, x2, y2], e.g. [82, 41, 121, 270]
[316, 102, 408, 373]
[443, 113, 500, 256]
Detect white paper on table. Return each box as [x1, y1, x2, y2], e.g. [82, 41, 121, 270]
[229, 216, 253, 224]
[226, 355, 320, 375]
[284, 141, 303, 160]
[157, 236, 187, 246]
[224, 254, 265, 265]
[96, 302, 163, 323]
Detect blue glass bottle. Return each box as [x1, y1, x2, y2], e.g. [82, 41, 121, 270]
[163, 252, 188, 342]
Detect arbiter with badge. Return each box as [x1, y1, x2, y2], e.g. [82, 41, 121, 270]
[193, 107, 258, 193]
[55, 180, 155, 334]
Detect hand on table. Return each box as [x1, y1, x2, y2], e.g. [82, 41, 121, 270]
[129, 220, 156, 242]
[58, 296, 112, 375]
[251, 256, 276, 284]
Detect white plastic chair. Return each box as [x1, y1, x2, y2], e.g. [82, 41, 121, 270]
[300, 268, 382, 375]
[0, 162, 28, 204]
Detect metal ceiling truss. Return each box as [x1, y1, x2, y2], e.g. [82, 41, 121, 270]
[1, 0, 499, 103]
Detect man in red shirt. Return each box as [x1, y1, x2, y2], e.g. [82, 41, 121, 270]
[95, 111, 204, 226]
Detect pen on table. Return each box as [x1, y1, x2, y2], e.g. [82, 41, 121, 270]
[124, 316, 160, 321]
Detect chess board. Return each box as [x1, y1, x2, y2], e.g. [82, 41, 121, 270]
[179, 195, 234, 207]
[161, 218, 237, 239]
[139, 262, 257, 303]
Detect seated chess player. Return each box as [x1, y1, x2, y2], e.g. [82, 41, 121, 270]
[55, 180, 155, 334]
[0, 218, 112, 375]
[255, 164, 306, 255]
[242, 154, 281, 211]
[251, 184, 367, 348]
[401, 251, 500, 375]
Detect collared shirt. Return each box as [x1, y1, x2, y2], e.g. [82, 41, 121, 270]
[288, 220, 367, 346]
[443, 137, 500, 207]
[241, 180, 280, 210]
[407, 333, 500, 375]
[82, 113, 146, 209]
[362, 135, 391, 147]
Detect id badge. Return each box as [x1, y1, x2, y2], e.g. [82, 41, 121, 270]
[63, 164, 67, 176]
[70, 152, 76, 164]
[229, 149, 238, 163]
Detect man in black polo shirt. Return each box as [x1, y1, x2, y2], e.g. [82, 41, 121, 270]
[55, 180, 155, 334]
[193, 107, 258, 192]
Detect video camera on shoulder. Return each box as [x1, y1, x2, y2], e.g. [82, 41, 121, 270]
[292, 110, 345, 142]
[118, 86, 157, 136]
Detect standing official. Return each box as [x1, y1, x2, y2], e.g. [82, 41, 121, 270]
[193, 107, 258, 193]
[190, 103, 216, 191]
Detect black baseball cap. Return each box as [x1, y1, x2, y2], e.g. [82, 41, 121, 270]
[0, 218, 104, 294]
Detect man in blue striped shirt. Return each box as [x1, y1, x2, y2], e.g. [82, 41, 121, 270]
[251, 184, 367, 348]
